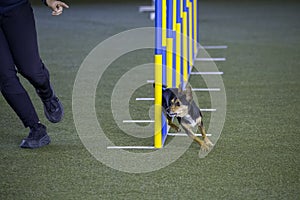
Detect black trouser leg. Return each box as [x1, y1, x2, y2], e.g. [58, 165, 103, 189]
[0, 2, 52, 127]
[0, 27, 39, 128]
[1, 2, 53, 100]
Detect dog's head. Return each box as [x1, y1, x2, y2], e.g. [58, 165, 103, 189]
[168, 85, 193, 117]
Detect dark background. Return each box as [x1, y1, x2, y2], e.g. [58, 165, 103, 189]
[31, 0, 150, 4]
[31, 0, 300, 4]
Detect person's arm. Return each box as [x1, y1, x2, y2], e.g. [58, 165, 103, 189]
[42, 0, 69, 16]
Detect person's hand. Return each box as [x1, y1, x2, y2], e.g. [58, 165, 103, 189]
[46, 0, 69, 16]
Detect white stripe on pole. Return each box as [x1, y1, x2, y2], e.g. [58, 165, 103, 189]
[200, 109, 217, 112]
[167, 133, 212, 137]
[123, 120, 155, 123]
[107, 146, 157, 150]
[202, 45, 228, 49]
[139, 6, 155, 13]
[195, 58, 226, 61]
[190, 72, 224, 75]
[192, 88, 220, 92]
[136, 98, 155, 101]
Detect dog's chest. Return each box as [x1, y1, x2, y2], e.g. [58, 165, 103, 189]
[182, 114, 198, 127]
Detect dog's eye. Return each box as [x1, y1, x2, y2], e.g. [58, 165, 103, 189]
[176, 102, 180, 106]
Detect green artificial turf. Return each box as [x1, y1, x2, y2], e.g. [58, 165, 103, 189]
[0, 1, 299, 199]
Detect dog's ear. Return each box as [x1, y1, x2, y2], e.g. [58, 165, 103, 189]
[185, 86, 193, 102]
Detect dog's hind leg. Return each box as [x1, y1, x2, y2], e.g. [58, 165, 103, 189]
[181, 123, 209, 151]
[198, 121, 213, 147]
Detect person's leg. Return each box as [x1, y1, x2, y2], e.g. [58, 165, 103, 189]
[2, 2, 63, 123]
[0, 25, 40, 128]
[2, 2, 52, 99]
[0, 21, 50, 149]
[0, 4, 51, 149]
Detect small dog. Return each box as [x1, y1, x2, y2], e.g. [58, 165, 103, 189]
[161, 85, 213, 151]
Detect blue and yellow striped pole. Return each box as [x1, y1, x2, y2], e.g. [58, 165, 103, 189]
[154, 0, 198, 148]
[193, 0, 197, 61]
[188, 0, 193, 71]
[175, 0, 182, 88]
[182, 0, 188, 83]
[166, 0, 173, 88]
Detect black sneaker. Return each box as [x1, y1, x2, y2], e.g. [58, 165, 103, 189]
[41, 94, 64, 123]
[20, 123, 51, 149]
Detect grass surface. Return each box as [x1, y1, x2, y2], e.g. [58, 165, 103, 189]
[0, 1, 299, 199]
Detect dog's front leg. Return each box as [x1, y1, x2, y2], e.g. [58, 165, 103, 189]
[181, 122, 209, 151]
[167, 116, 181, 132]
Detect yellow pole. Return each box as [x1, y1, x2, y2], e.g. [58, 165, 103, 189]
[182, 10, 188, 82]
[174, 0, 180, 88]
[162, 0, 167, 47]
[154, 54, 163, 148]
[194, 0, 198, 56]
[188, 1, 193, 68]
[166, 38, 173, 88]
[176, 24, 181, 87]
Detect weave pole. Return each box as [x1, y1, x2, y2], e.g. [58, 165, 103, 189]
[154, 0, 199, 148]
[154, 0, 163, 148]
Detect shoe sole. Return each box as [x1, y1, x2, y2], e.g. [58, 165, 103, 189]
[20, 135, 51, 149]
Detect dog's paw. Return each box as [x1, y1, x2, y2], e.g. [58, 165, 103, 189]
[200, 143, 210, 152]
[171, 125, 181, 132]
[205, 138, 214, 147]
[175, 127, 181, 132]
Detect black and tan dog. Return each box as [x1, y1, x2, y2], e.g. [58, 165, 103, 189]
[162, 85, 213, 151]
